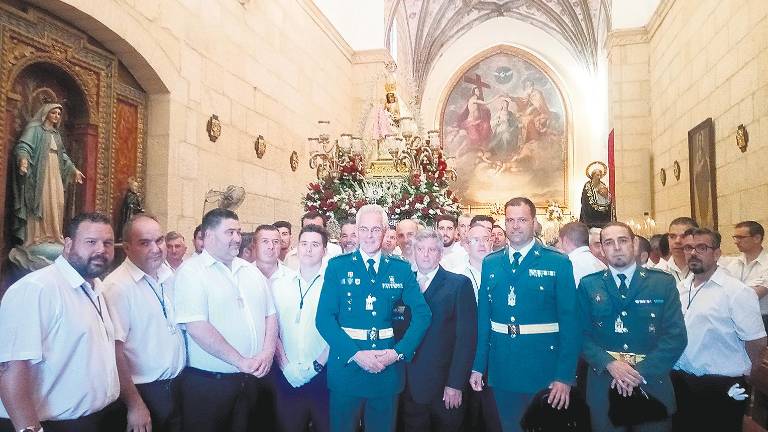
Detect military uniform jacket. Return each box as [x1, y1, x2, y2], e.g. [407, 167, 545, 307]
[473, 243, 581, 394]
[577, 267, 687, 412]
[316, 251, 432, 398]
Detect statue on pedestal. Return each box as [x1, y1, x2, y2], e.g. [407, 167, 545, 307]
[117, 177, 144, 241]
[9, 103, 85, 270]
[579, 161, 613, 228]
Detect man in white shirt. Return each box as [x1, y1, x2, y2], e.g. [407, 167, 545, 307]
[104, 214, 186, 432]
[272, 224, 331, 432]
[339, 219, 358, 254]
[720, 221, 768, 326]
[0, 213, 120, 432]
[273, 220, 293, 262]
[164, 231, 187, 271]
[588, 227, 607, 265]
[635, 235, 652, 267]
[436, 215, 468, 273]
[659, 217, 698, 285]
[192, 224, 204, 255]
[672, 227, 766, 431]
[460, 223, 503, 432]
[284, 212, 342, 270]
[558, 221, 606, 285]
[174, 208, 278, 432]
[240, 225, 294, 290]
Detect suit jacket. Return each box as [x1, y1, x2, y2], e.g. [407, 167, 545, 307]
[473, 242, 581, 394]
[316, 251, 432, 398]
[405, 266, 477, 404]
[577, 267, 687, 413]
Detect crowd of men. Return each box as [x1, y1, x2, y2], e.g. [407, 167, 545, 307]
[0, 198, 765, 432]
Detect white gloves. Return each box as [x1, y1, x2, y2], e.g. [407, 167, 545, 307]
[282, 362, 317, 388]
[727, 383, 748, 401]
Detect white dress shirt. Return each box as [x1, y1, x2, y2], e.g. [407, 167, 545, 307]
[272, 270, 328, 366]
[509, 239, 536, 263]
[284, 242, 342, 271]
[174, 250, 276, 373]
[359, 249, 382, 273]
[568, 246, 607, 286]
[440, 242, 468, 273]
[659, 256, 690, 286]
[720, 248, 768, 314]
[460, 262, 483, 302]
[255, 261, 296, 291]
[416, 266, 440, 291]
[103, 258, 186, 384]
[608, 263, 637, 289]
[0, 256, 119, 420]
[675, 267, 766, 377]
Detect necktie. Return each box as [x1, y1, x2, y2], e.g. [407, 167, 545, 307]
[417, 274, 429, 292]
[367, 258, 377, 280]
[511, 251, 522, 272]
[617, 273, 628, 298]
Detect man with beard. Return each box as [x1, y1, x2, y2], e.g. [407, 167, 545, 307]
[436, 215, 468, 273]
[578, 222, 686, 431]
[174, 208, 278, 432]
[0, 213, 120, 432]
[672, 228, 766, 431]
[491, 225, 507, 251]
[340, 220, 358, 254]
[104, 215, 186, 432]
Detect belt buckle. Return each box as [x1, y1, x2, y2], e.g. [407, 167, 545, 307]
[619, 352, 637, 366]
[507, 324, 519, 338]
[368, 327, 379, 341]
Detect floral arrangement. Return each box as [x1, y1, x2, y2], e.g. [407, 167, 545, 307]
[302, 151, 461, 227]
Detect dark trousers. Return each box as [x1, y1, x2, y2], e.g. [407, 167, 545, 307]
[671, 370, 749, 432]
[0, 401, 122, 432]
[492, 388, 533, 432]
[463, 382, 502, 432]
[274, 368, 329, 432]
[180, 367, 264, 432]
[136, 375, 183, 432]
[330, 391, 398, 432]
[400, 387, 464, 432]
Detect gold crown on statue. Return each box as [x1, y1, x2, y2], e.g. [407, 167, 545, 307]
[384, 82, 397, 93]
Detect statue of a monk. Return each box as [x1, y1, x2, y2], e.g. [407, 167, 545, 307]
[579, 163, 612, 228]
[11, 103, 85, 247]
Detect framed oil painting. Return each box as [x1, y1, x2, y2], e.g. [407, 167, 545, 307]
[440, 46, 568, 208]
[688, 118, 717, 229]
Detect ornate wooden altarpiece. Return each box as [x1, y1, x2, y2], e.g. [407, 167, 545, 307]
[0, 3, 147, 274]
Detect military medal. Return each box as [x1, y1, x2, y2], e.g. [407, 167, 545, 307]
[648, 323, 656, 333]
[507, 287, 516, 307]
[365, 294, 376, 311]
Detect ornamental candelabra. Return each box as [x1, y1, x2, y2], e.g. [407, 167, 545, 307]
[384, 117, 457, 181]
[307, 120, 364, 180]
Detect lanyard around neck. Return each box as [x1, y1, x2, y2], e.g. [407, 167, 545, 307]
[298, 274, 321, 310]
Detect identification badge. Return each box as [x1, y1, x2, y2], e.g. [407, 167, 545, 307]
[507, 287, 516, 307]
[365, 294, 376, 311]
[614, 316, 628, 333]
[168, 324, 178, 335]
[295, 309, 302, 324]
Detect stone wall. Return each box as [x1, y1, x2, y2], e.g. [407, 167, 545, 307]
[42, 0, 361, 240]
[609, 0, 768, 252]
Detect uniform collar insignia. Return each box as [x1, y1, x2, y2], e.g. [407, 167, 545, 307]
[639, 271, 646, 277]
[534, 250, 540, 256]
[384, 258, 389, 263]
[352, 256, 358, 261]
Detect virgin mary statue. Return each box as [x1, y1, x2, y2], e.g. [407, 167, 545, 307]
[11, 103, 84, 249]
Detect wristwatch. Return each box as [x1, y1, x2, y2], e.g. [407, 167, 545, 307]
[313, 360, 324, 373]
[395, 350, 404, 361]
[19, 426, 43, 432]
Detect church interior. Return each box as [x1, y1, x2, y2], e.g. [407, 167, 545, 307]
[0, 0, 768, 429]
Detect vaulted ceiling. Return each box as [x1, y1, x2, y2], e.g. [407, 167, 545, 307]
[386, 0, 611, 90]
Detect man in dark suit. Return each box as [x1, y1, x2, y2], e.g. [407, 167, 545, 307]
[401, 229, 477, 432]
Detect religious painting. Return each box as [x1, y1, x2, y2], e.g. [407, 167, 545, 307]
[688, 118, 717, 229]
[440, 47, 567, 207]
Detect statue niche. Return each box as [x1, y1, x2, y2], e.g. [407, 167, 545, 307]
[4, 62, 93, 270]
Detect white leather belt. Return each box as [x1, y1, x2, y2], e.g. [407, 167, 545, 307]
[490, 321, 559, 337]
[343, 327, 394, 341]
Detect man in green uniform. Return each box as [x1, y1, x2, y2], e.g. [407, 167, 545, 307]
[470, 197, 580, 432]
[316, 204, 431, 432]
[578, 222, 687, 431]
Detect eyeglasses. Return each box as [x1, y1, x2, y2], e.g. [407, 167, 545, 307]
[358, 226, 383, 235]
[467, 237, 491, 245]
[732, 235, 753, 240]
[682, 244, 716, 254]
